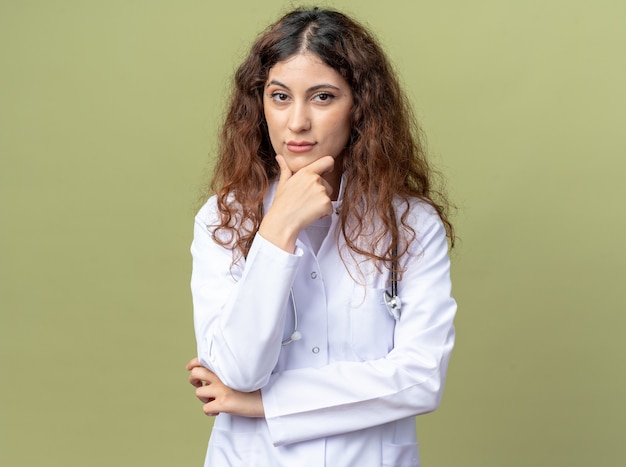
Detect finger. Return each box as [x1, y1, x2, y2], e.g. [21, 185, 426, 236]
[275, 155, 293, 186]
[185, 357, 202, 371]
[305, 155, 335, 176]
[320, 177, 334, 199]
[196, 387, 219, 416]
[196, 385, 213, 403]
[203, 401, 220, 417]
[189, 366, 216, 387]
[189, 375, 203, 388]
[189, 367, 211, 387]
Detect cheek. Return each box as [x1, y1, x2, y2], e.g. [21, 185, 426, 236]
[328, 114, 352, 148]
[266, 106, 288, 129]
[263, 111, 280, 145]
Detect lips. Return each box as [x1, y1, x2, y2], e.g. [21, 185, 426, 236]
[286, 141, 316, 153]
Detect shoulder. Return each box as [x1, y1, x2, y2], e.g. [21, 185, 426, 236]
[400, 196, 443, 232]
[397, 197, 449, 259]
[193, 192, 255, 247]
[195, 195, 220, 227]
[192, 195, 237, 249]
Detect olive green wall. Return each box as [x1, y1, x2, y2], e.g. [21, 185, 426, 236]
[1, 1, 624, 466]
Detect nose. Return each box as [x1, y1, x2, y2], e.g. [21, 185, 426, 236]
[287, 101, 311, 133]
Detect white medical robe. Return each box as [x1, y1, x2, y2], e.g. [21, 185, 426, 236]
[191, 182, 456, 466]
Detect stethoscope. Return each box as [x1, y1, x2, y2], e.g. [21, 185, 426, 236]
[282, 259, 401, 345]
[281, 289, 303, 345]
[383, 259, 402, 321]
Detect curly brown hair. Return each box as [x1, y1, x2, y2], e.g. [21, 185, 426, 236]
[209, 7, 454, 269]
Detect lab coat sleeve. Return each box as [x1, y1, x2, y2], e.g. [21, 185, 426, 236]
[191, 198, 302, 391]
[262, 207, 456, 446]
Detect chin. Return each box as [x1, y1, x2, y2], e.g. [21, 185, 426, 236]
[284, 156, 319, 172]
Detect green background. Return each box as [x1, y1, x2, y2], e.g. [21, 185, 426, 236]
[2, 1, 624, 466]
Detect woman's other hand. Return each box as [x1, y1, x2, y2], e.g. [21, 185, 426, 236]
[186, 358, 265, 418]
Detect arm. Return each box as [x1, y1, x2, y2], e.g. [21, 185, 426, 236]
[192, 156, 336, 391]
[191, 202, 301, 391]
[261, 208, 457, 446]
[187, 358, 264, 418]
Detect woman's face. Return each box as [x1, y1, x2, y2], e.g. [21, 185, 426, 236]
[263, 53, 353, 187]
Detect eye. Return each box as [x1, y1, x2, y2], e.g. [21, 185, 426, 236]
[270, 92, 290, 103]
[313, 92, 335, 103]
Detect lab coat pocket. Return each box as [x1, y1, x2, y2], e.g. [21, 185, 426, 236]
[207, 427, 265, 466]
[382, 441, 420, 466]
[350, 287, 396, 360]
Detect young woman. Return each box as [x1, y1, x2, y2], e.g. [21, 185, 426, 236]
[186, 7, 456, 466]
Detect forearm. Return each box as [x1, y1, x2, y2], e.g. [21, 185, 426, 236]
[262, 324, 455, 445]
[192, 210, 302, 391]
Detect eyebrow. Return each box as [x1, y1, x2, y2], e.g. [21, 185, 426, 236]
[266, 79, 342, 92]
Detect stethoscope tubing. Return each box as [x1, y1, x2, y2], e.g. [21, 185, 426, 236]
[282, 259, 401, 346]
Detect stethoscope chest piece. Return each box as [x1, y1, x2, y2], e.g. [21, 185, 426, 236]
[384, 291, 402, 321]
[282, 289, 302, 346]
[384, 252, 401, 321]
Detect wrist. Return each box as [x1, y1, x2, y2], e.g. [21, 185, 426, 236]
[258, 216, 299, 253]
[232, 389, 264, 418]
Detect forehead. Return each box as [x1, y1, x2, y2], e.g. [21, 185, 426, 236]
[266, 53, 348, 86]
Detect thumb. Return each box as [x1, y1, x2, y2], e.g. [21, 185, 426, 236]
[275, 155, 292, 186]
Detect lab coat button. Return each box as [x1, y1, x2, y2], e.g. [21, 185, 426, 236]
[310, 271, 317, 279]
[312, 346, 320, 354]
